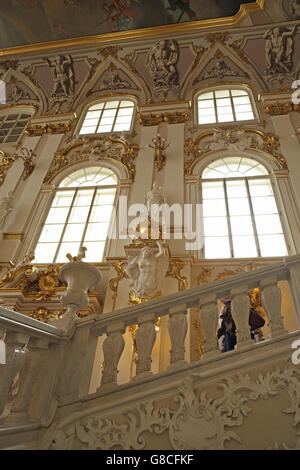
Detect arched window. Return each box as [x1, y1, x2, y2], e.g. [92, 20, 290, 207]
[0, 110, 32, 143]
[196, 87, 256, 125]
[79, 99, 135, 135]
[201, 157, 288, 259]
[34, 166, 118, 264]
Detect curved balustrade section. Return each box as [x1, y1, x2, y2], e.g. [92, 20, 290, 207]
[0, 255, 300, 432]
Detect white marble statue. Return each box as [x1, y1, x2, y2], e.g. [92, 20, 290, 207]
[125, 241, 169, 299]
[0, 191, 13, 231]
[146, 182, 165, 212]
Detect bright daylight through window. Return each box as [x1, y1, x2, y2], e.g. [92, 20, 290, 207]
[35, 167, 117, 263]
[79, 100, 135, 134]
[202, 157, 287, 259]
[197, 88, 255, 125]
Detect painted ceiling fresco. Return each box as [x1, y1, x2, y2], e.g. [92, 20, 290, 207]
[0, 0, 254, 49]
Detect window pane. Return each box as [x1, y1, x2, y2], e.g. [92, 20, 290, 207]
[39, 224, 64, 243]
[226, 180, 247, 198]
[203, 199, 227, 216]
[255, 215, 283, 235]
[215, 90, 230, 98]
[205, 237, 231, 258]
[94, 189, 116, 204]
[103, 101, 119, 109]
[35, 243, 58, 264]
[56, 243, 81, 263]
[198, 116, 216, 124]
[45, 207, 69, 224]
[204, 217, 228, 236]
[252, 196, 278, 214]
[85, 222, 110, 241]
[89, 103, 104, 111]
[198, 92, 214, 100]
[231, 89, 248, 96]
[119, 101, 134, 108]
[248, 179, 273, 196]
[89, 204, 114, 222]
[233, 97, 251, 105]
[228, 198, 250, 215]
[73, 190, 94, 206]
[259, 235, 287, 257]
[84, 242, 105, 261]
[232, 236, 257, 258]
[68, 206, 90, 223]
[62, 224, 85, 242]
[230, 216, 254, 235]
[202, 181, 224, 199]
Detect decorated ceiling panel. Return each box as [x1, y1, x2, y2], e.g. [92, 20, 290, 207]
[0, 0, 255, 49]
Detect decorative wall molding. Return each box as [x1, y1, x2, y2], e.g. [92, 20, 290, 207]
[47, 365, 300, 450]
[25, 121, 72, 137]
[184, 128, 288, 175]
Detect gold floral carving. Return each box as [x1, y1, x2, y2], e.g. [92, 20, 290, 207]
[98, 46, 122, 59]
[27, 307, 62, 323]
[193, 318, 204, 358]
[109, 261, 127, 310]
[204, 32, 230, 46]
[167, 260, 188, 291]
[34, 264, 60, 301]
[197, 267, 213, 285]
[138, 113, 163, 126]
[164, 111, 189, 124]
[129, 290, 161, 306]
[264, 102, 294, 116]
[184, 129, 288, 174]
[0, 151, 17, 186]
[25, 121, 72, 136]
[44, 136, 139, 183]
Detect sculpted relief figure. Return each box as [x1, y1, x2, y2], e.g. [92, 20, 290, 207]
[264, 26, 297, 74]
[292, 0, 300, 18]
[147, 39, 179, 95]
[0, 191, 13, 231]
[125, 241, 169, 300]
[46, 54, 76, 97]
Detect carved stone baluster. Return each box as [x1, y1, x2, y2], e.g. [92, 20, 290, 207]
[134, 313, 156, 377]
[198, 294, 219, 358]
[168, 304, 188, 369]
[101, 322, 125, 388]
[0, 332, 29, 420]
[10, 338, 49, 421]
[231, 286, 252, 348]
[260, 277, 287, 338]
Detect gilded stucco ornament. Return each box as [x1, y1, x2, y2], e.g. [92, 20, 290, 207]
[184, 129, 288, 175]
[44, 135, 139, 183]
[48, 366, 300, 450]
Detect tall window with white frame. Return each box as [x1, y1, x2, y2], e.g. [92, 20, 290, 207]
[201, 157, 288, 259]
[79, 99, 135, 135]
[197, 88, 256, 125]
[34, 166, 118, 264]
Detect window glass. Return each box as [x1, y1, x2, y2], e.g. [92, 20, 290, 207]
[34, 167, 117, 263]
[80, 100, 135, 135]
[202, 157, 287, 259]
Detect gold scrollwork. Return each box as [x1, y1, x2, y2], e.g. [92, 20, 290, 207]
[138, 113, 163, 127]
[193, 317, 204, 358]
[163, 111, 189, 125]
[264, 102, 294, 116]
[44, 136, 139, 183]
[27, 307, 62, 323]
[0, 151, 17, 186]
[25, 121, 72, 137]
[167, 260, 188, 291]
[109, 261, 127, 310]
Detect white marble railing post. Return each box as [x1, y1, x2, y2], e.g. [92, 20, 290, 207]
[168, 304, 188, 369]
[135, 313, 156, 377]
[260, 277, 287, 338]
[0, 332, 29, 419]
[101, 322, 125, 388]
[10, 337, 49, 420]
[231, 286, 252, 348]
[198, 294, 219, 358]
